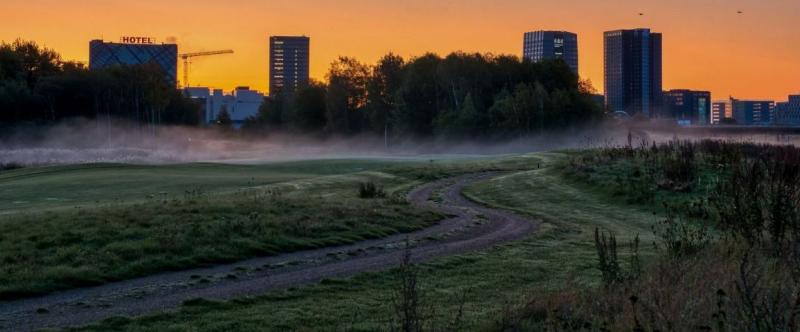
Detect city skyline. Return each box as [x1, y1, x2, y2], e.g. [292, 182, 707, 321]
[2, 0, 799, 99]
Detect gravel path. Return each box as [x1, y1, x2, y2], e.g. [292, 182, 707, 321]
[0, 173, 536, 331]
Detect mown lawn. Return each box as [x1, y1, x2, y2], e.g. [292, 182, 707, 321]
[0, 159, 418, 213]
[74, 152, 660, 331]
[0, 158, 447, 300]
[0, 154, 543, 300]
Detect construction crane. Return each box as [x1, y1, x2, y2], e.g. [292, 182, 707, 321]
[179, 50, 234, 88]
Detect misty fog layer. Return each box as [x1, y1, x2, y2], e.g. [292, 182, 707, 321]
[1, 119, 798, 166]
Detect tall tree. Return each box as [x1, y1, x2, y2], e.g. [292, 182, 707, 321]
[436, 92, 482, 137]
[366, 53, 404, 137]
[256, 94, 288, 128]
[216, 106, 232, 126]
[325, 57, 370, 134]
[289, 81, 327, 131]
[395, 53, 442, 137]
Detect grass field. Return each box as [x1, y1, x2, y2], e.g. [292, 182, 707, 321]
[71, 152, 661, 331]
[0, 159, 419, 213]
[0, 155, 545, 300]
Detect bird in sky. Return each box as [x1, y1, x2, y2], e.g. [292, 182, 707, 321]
[639, 12, 644, 16]
[737, 10, 743, 14]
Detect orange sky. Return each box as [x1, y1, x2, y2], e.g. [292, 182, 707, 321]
[2, 0, 799, 100]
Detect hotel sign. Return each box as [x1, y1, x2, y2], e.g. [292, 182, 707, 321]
[120, 36, 156, 44]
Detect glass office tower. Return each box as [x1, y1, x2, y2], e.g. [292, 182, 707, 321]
[604, 29, 662, 117]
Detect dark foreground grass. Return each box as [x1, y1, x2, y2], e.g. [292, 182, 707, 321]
[73, 152, 662, 331]
[503, 141, 800, 330]
[73, 144, 800, 331]
[0, 154, 547, 300]
[0, 159, 417, 213]
[0, 190, 441, 300]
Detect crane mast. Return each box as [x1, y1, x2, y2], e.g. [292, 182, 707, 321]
[179, 50, 234, 88]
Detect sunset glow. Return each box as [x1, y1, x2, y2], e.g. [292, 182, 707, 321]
[3, 0, 798, 99]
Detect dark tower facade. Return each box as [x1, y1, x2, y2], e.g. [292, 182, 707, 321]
[663, 89, 712, 125]
[269, 36, 310, 96]
[522, 30, 579, 74]
[89, 39, 178, 86]
[604, 29, 662, 117]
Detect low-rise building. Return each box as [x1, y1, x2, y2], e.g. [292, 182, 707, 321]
[731, 98, 775, 125]
[775, 95, 800, 126]
[663, 89, 711, 125]
[186, 87, 264, 127]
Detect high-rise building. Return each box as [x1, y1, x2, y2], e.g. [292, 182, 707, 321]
[269, 36, 310, 96]
[775, 95, 800, 126]
[89, 39, 178, 86]
[663, 90, 711, 125]
[731, 98, 775, 125]
[603, 29, 662, 118]
[522, 31, 578, 73]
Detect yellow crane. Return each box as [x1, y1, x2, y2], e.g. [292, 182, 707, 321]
[179, 50, 234, 88]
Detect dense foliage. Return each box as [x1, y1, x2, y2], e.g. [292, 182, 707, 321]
[0, 39, 200, 126]
[526, 140, 800, 330]
[250, 52, 603, 138]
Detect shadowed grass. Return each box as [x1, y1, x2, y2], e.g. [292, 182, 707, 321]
[0, 193, 442, 300]
[73, 152, 662, 331]
[0, 159, 420, 213]
[1, 154, 548, 300]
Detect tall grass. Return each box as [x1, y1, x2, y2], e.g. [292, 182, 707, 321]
[506, 140, 800, 330]
[388, 244, 468, 332]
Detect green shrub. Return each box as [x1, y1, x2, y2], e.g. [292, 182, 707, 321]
[358, 182, 386, 199]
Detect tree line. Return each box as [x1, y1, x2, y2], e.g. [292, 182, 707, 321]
[1, 39, 602, 139]
[0, 39, 200, 127]
[247, 52, 603, 139]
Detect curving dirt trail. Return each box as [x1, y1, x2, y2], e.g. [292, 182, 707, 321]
[0, 173, 536, 331]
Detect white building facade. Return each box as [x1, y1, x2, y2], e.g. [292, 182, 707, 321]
[186, 87, 265, 127]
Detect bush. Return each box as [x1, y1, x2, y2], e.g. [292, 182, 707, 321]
[657, 141, 698, 192]
[530, 139, 800, 330]
[709, 148, 800, 254]
[653, 203, 713, 257]
[358, 182, 386, 199]
[0, 162, 23, 171]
